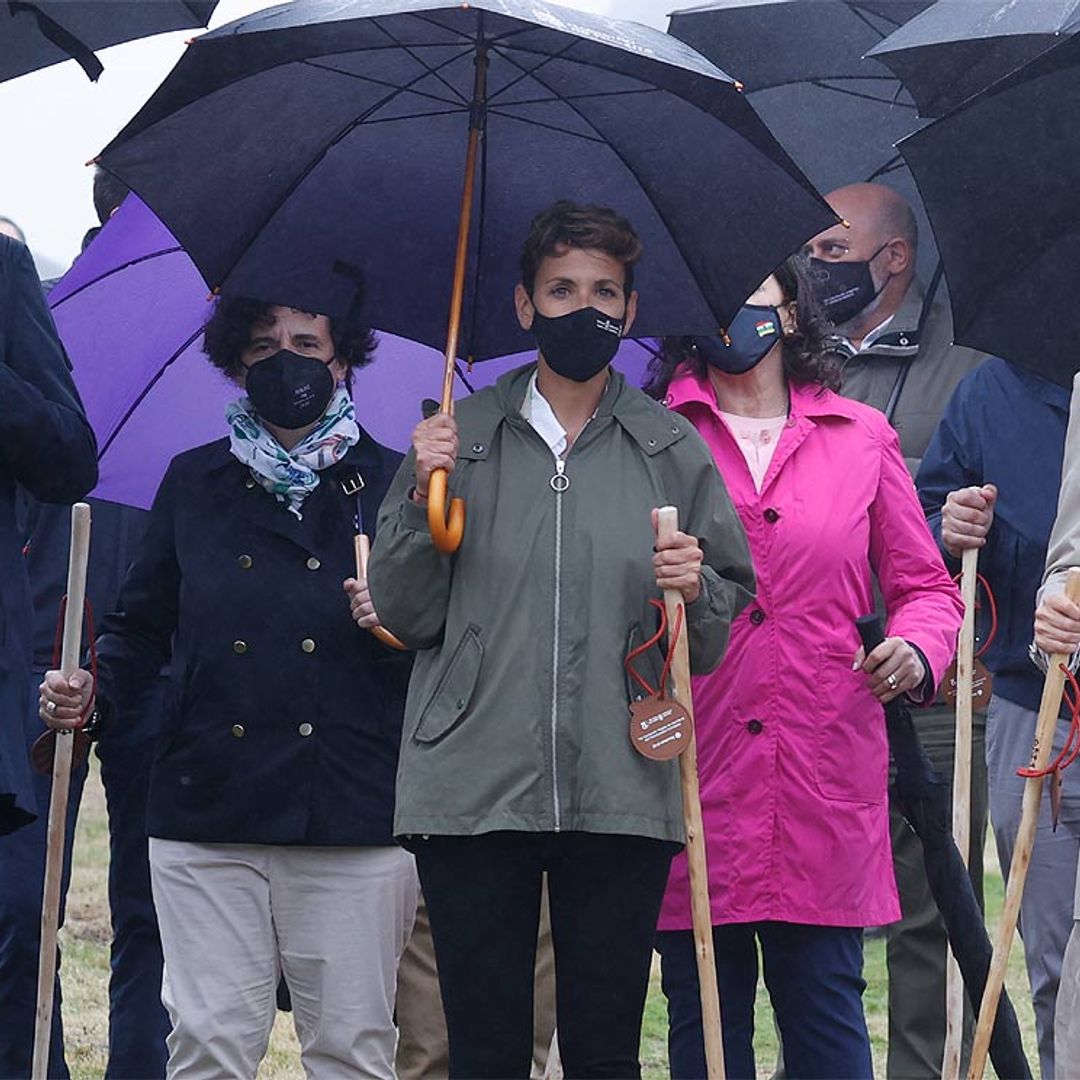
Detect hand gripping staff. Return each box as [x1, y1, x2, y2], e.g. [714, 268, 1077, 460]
[943, 546, 979, 1080]
[655, 506, 725, 1080]
[968, 568, 1080, 1079]
[855, 614, 1030, 1080]
[32, 503, 91, 1080]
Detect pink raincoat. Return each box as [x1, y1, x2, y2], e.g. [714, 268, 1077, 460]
[658, 372, 962, 930]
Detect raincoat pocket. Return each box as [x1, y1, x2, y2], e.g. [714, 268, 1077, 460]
[413, 623, 484, 744]
[813, 648, 886, 805]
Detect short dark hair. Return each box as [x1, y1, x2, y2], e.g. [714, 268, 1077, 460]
[202, 296, 377, 389]
[92, 168, 130, 224]
[520, 201, 642, 298]
[645, 256, 842, 399]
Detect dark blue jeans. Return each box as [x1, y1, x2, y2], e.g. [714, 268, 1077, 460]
[656, 921, 872, 1080]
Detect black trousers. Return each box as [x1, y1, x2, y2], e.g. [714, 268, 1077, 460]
[414, 831, 679, 1080]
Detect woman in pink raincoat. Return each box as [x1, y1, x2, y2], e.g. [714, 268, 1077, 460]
[647, 257, 962, 1080]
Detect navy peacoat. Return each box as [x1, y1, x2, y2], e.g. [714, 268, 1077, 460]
[0, 236, 98, 834]
[94, 430, 411, 846]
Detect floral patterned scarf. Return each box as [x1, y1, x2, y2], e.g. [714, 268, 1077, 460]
[226, 386, 359, 518]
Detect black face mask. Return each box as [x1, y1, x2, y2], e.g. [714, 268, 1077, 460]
[808, 242, 888, 325]
[531, 306, 624, 382]
[245, 349, 335, 429]
[697, 304, 782, 375]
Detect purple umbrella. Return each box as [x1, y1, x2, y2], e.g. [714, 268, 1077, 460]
[49, 196, 653, 509]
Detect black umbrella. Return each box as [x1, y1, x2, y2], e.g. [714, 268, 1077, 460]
[667, 0, 936, 277]
[1, 1, 218, 83]
[867, 0, 1080, 118]
[856, 615, 1031, 1080]
[897, 32, 1080, 387]
[95, 0, 837, 552]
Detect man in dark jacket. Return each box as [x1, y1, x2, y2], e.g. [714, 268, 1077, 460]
[0, 232, 97, 836]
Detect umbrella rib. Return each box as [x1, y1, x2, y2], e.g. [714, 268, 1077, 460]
[49, 247, 187, 309]
[97, 324, 209, 458]
[485, 36, 586, 106]
[353, 105, 469, 126]
[851, 1, 913, 31]
[514, 62, 718, 325]
[486, 107, 607, 144]
[205, 48, 477, 292]
[490, 87, 659, 107]
[807, 78, 918, 108]
[302, 57, 469, 108]
[370, 16, 471, 106]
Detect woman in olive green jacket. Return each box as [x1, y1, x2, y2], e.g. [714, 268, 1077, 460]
[366, 202, 754, 1079]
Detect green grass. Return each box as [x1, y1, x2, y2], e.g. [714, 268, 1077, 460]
[63, 761, 1037, 1078]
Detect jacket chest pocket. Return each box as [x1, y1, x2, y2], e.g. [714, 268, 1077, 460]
[413, 624, 484, 744]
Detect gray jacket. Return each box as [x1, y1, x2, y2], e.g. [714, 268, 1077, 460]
[368, 364, 755, 843]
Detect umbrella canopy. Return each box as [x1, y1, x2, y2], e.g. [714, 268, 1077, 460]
[868, 0, 1080, 118]
[666, 0, 938, 278]
[898, 32, 1080, 387]
[93, 0, 837, 361]
[1, 0, 218, 83]
[49, 195, 654, 509]
[855, 615, 1031, 1080]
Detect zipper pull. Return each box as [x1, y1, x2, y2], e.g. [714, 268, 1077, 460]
[550, 458, 570, 493]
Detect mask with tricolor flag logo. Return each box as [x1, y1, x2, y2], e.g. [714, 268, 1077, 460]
[696, 303, 782, 375]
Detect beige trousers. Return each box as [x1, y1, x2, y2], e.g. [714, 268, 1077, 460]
[396, 879, 558, 1079]
[149, 839, 418, 1080]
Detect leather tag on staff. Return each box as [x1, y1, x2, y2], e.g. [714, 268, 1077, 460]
[629, 696, 691, 761]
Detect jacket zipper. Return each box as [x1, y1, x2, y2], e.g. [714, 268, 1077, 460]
[550, 456, 566, 832]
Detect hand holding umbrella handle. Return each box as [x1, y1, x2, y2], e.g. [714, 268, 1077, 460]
[354, 535, 408, 651]
[426, 468, 465, 554]
[969, 567, 1080, 1079]
[655, 506, 725, 1080]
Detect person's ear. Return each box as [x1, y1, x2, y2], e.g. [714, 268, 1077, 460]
[329, 356, 348, 384]
[515, 283, 535, 331]
[881, 237, 912, 276]
[780, 300, 798, 335]
[622, 290, 639, 337]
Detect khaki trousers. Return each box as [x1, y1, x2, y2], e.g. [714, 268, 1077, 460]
[149, 839, 418, 1080]
[396, 879, 558, 1079]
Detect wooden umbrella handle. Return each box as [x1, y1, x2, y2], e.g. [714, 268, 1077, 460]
[968, 567, 1080, 1079]
[943, 545, 978, 1080]
[427, 468, 465, 555]
[354, 535, 408, 651]
[656, 506, 725, 1080]
[33, 502, 91, 1080]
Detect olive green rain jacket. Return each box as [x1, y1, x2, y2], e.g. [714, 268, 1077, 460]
[368, 364, 754, 844]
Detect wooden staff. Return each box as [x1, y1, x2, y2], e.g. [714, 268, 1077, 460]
[354, 534, 407, 651]
[968, 567, 1080, 1079]
[656, 506, 725, 1080]
[943, 546, 978, 1080]
[32, 502, 91, 1080]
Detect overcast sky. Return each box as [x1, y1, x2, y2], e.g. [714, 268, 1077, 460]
[0, 0, 670, 274]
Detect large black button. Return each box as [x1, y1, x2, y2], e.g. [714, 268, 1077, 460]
[749, 609, 766, 626]
[763, 508, 780, 523]
[747, 719, 764, 735]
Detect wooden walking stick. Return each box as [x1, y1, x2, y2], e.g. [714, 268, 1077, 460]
[656, 506, 725, 1080]
[32, 502, 91, 1080]
[968, 567, 1080, 1079]
[943, 546, 978, 1080]
[354, 534, 407, 651]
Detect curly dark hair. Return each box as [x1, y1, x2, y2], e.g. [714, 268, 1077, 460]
[201, 296, 377, 390]
[644, 256, 841, 400]
[521, 201, 643, 298]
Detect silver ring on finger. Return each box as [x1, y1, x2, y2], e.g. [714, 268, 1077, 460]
[45, 700, 57, 716]
[886, 673, 898, 690]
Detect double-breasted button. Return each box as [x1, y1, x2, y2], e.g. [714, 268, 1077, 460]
[233, 640, 248, 654]
[244, 478, 256, 489]
[237, 554, 253, 569]
[306, 557, 321, 571]
[231, 724, 245, 738]
[763, 508, 780, 524]
[747, 719, 764, 735]
[749, 609, 766, 626]
[298, 722, 314, 737]
[301, 638, 316, 654]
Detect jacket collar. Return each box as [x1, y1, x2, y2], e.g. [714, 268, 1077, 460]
[664, 367, 859, 424]
[833, 279, 925, 361]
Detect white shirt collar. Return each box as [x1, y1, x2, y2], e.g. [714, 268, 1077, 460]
[522, 371, 568, 458]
